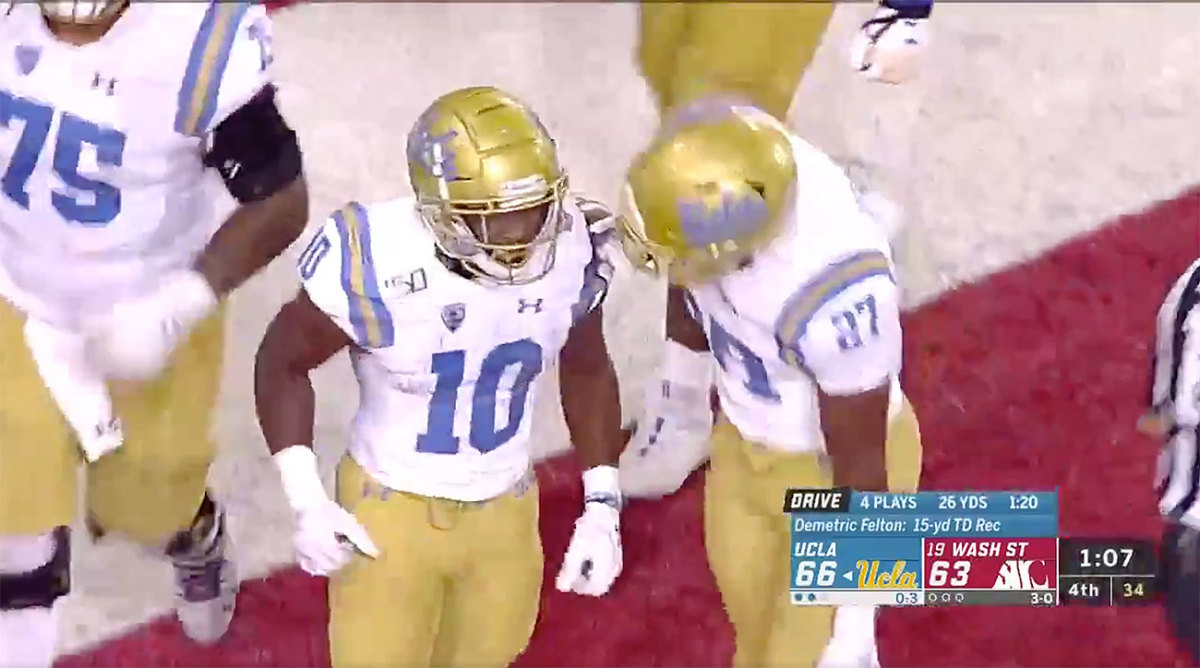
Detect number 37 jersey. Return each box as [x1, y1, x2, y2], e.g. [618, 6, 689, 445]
[688, 136, 904, 454]
[301, 196, 616, 502]
[0, 3, 271, 324]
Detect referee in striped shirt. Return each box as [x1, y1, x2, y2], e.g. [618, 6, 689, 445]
[1141, 257, 1200, 664]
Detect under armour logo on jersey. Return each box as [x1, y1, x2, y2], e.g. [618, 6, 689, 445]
[517, 298, 544, 314]
[14, 45, 39, 75]
[441, 303, 465, 332]
[677, 190, 769, 247]
[91, 72, 117, 96]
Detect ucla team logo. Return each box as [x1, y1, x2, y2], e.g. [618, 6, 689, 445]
[676, 190, 769, 247]
[407, 114, 459, 181]
[856, 560, 918, 589]
[14, 45, 39, 75]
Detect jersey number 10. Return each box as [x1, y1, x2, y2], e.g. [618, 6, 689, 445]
[416, 339, 544, 455]
[0, 90, 126, 225]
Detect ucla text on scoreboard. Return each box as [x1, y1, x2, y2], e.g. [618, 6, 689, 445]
[786, 488, 1060, 607]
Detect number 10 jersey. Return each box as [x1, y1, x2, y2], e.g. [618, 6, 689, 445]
[301, 196, 615, 502]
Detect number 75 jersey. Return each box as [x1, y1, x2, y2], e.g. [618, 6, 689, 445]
[299, 196, 616, 502]
[0, 2, 271, 324]
[687, 136, 905, 454]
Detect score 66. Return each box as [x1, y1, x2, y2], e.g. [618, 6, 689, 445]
[794, 560, 838, 587]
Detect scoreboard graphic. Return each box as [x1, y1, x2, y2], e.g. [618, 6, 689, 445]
[786, 489, 1158, 607]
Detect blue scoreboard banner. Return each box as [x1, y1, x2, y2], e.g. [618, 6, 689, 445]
[786, 488, 1061, 607]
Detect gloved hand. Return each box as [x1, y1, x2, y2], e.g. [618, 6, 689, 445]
[86, 269, 218, 381]
[850, 0, 932, 84]
[817, 605, 881, 668]
[274, 446, 379, 577]
[618, 339, 715, 498]
[556, 465, 623, 597]
[24, 317, 123, 462]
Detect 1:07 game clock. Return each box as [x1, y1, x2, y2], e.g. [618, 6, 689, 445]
[1059, 538, 1160, 606]
[1060, 538, 1157, 576]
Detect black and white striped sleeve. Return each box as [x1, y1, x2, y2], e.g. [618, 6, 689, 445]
[1152, 258, 1200, 524]
[1150, 258, 1200, 424]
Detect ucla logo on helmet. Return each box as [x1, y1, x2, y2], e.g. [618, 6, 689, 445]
[407, 114, 460, 181]
[676, 190, 769, 247]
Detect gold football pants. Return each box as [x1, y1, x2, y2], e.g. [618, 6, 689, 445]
[637, 2, 835, 121]
[329, 456, 543, 668]
[0, 299, 224, 545]
[705, 399, 923, 668]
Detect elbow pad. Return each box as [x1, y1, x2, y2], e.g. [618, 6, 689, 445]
[203, 84, 303, 203]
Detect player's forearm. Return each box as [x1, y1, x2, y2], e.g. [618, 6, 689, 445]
[254, 325, 318, 457]
[254, 367, 316, 457]
[562, 361, 624, 469]
[559, 308, 624, 469]
[196, 175, 309, 296]
[819, 385, 891, 492]
[828, 444, 888, 492]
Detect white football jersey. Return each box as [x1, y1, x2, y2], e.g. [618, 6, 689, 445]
[0, 2, 273, 326]
[687, 134, 904, 453]
[302, 196, 616, 502]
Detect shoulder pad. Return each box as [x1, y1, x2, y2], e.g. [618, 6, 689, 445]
[174, 1, 273, 136]
[574, 196, 616, 229]
[566, 196, 619, 321]
[299, 201, 397, 349]
[773, 250, 900, 393]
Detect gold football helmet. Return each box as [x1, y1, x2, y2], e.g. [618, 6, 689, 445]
[39, 0, 127, 25]
[621, 102, 797, 286]
[406, 86, 569, 285]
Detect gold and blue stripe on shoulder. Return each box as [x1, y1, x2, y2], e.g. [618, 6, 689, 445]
[332, 202, 395, 349]
[174, 1, 252, 136]
[774, 250, 894, 369]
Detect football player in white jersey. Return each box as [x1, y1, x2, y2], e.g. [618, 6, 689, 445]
[619, 103, 923, 667]
[621, 0, 933, 499]
[0, 2, 308, 665]
[254, 86, 625, 667]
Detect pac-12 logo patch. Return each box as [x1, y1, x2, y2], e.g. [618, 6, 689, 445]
[441, 303, 465, 332]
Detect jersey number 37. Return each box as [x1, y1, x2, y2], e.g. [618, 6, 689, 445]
[1, 89, 126, 226]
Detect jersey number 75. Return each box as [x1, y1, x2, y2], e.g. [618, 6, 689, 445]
[1, 89, 126, 225]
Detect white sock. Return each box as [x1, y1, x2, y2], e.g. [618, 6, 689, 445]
[0, 533, 61, 668]
[0, 607, 59, 668]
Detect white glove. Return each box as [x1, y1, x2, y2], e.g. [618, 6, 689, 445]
[850, 1, 931, 84]
[23, 317, 123, 462]
[556, 465, 623, 597]
[86, 270, 218, 381]
[274, 446, 380, 577]
[816, 606, 881, 668]
[618, 340, 715, 498]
